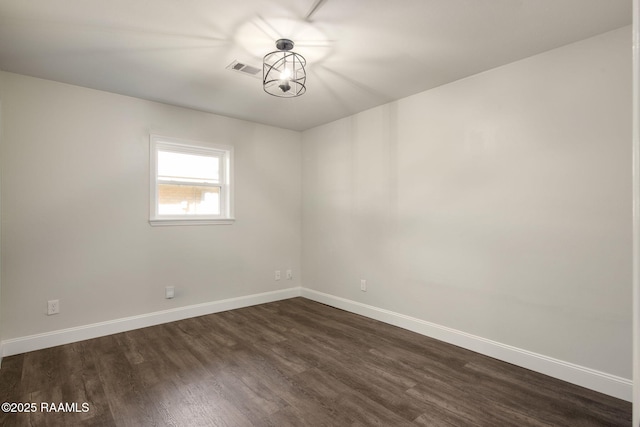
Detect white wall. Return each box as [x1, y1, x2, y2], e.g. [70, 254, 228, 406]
[303, 27, 632, 380]
[633, 0, 639, 422]
[0, 72, 301, 340]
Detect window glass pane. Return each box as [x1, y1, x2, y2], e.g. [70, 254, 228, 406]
[158, 151, 219, 183]
[158, 184, 221, 215]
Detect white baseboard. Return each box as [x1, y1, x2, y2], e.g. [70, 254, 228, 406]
[301, 288, 632, 402]
[1, 287, 302, 358]
[1, 286, 631, 402]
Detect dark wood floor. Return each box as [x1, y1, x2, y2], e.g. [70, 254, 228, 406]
[0, 297, 631, 426]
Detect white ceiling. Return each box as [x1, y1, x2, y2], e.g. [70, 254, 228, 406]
[0, 0, 632, 131]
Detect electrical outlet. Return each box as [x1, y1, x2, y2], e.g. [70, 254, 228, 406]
[286, 270, 293, 280]
[47, 299, 60, 315]
[360, 279, 367, 292]
[165, 286, 175, 299]
[275, 270, 281, 280]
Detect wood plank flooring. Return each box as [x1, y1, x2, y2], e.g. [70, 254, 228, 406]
[0, 297, 631, 426]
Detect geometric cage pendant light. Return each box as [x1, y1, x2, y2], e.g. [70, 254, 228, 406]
[263, 38, 307, 97]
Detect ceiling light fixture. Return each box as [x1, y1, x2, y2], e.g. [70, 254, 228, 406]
[263, 39, 306, 97]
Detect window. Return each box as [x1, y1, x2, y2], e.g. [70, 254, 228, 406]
[150, 135, 234, 226]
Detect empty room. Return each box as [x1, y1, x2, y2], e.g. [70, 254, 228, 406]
[0, 0, 638, 425]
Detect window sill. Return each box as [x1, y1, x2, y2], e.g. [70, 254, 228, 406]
[149, 218, 235, 226]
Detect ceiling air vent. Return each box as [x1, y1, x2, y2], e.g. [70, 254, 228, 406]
[226, 60, 261, 79]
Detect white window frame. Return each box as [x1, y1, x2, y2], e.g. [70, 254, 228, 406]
[149, 134, 234, 226]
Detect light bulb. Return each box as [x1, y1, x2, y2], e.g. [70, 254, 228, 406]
[278, 67, 292, 93]
[280, 68, 291, 80]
